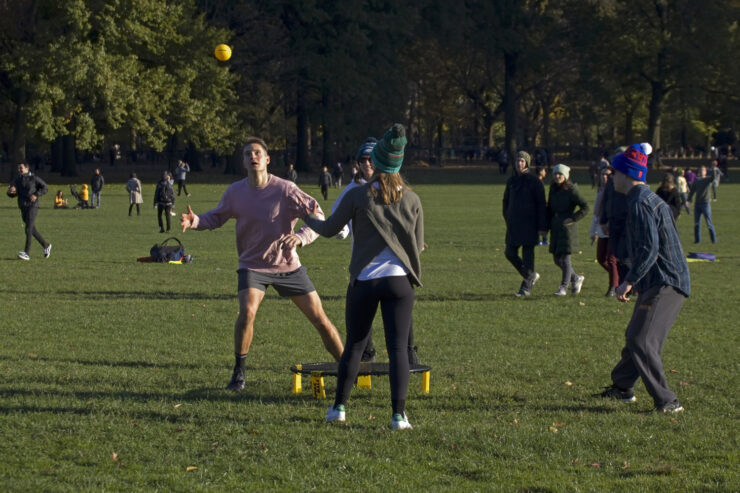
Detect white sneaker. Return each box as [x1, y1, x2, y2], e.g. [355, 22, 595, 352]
[391, 413, 413, 430]
[532, 272, 540, 286]
[571, 275, 585, 294]
[43, 244, 52, 258]
[554, 285, 568, 296]
[325, 404, 345, 423]
[17, 251, 30, 261]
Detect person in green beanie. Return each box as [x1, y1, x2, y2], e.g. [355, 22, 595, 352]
[303, 123, 424, 431]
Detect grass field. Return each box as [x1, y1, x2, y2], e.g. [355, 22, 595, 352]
[1, 167, 738, 491]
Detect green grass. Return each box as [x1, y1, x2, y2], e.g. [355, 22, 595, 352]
[1, 170, 738, 491]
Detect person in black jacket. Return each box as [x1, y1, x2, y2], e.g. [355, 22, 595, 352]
[90, 168, 105, 208]
[6, 163, 52, 260]
[502, 151, 547, 297]
[154, 171, 175, 233]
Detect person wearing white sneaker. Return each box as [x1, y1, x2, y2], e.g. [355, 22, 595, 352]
[547, 164, 588, 296]
[303, 124, 423, 429]
[502, 151, 547, 297]
[391, 412, 413, 430]
[7, 163, 52, 261]
[325, 404, 345, 423]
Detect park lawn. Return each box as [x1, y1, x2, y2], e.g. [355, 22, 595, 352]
[0, 171, 737, 491]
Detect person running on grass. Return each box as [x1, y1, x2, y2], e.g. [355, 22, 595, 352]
[598, 143, 690, 414]
[180, 137, 344, 391]
[6, 162, 52, 261]
[303, 123, 424, 430]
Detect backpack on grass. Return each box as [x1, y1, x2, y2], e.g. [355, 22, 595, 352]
[150, 237, 186, 263]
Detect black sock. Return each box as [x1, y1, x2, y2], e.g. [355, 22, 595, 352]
[235, 353, 247, 371]
[392, 399, 405, 416]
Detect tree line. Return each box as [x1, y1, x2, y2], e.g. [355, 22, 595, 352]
[1, 0, 738, 176]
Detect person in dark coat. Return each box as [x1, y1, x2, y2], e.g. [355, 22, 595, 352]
[599, 172, 630, 282]
[154, 171, 175, 233]
[655, 173, 683, 220]
[502, 151, 547, 297]
[318, 166, 332, 200]
[90, 168, 104, 208]
[548, 164, 589, 296]
[6, 162, 52, 260]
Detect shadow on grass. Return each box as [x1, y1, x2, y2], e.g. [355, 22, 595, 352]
[1, 354, 207, 370]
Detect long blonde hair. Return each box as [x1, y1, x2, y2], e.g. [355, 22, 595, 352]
[369, 172, 409, 204]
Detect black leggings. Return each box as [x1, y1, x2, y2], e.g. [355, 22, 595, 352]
[335, 276, 414, 415]
[177, 179, 188, 196]
[21, 206, 47, 253]
[157, 204, 172, 231]
[129, 203, 140, 215]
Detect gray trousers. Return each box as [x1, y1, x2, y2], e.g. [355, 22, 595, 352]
[611, 285, 685, 407]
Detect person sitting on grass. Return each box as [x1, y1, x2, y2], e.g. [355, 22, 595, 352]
[54, 190, 68, 209]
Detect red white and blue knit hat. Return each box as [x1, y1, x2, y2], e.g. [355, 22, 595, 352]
[612, 143, 652, 182]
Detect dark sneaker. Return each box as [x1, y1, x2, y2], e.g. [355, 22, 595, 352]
[657, 400, 684, 414]
[598, 385, 636, 403]
[408, 345, 419, 365]
[605, 287, 616, 297]
[514, 287, 530, 297]
[226, 367, 245, 392]
[361, 346, 376, 362]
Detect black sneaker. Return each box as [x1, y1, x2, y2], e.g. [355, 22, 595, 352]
[605, 287, 616, 297]
[656, 400, 684, 414]
[361, 347, 376, 362]
[598, 385, 636, 403]
[408, 345, 419, 365]
[226, 367, 245, 392]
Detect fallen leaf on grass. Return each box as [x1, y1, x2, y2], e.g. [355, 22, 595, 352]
[670, 418, 679, 424]
[174, 403, 182, 408]
[579, 302, 585, 306]
[509, 419, 519, 426]
[669, 369, 679, 373]
[622, 461, 631, 469]
[367, 414, 375, 421]
[186, 466, 199, 472]
[548, 426, 559, 433]
[591, 462, 600, 468]
[680, 381, 690, 386]
[28, 353, 37, 358]
[564, 381, 573, 386]
[553, 422, 566, 427]
[112, 452, 118, 462]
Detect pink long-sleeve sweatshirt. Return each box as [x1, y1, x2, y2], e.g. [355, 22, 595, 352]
[192, 174, 323, 273]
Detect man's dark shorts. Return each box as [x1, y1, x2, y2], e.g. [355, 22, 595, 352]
[237, 266, 316, 297]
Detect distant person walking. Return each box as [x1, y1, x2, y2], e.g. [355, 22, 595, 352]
[6, 162, 52, 260]
[598, 143, 689, 414]
[502, 151, 547, 297]
[90, 168, 105, 208]
[318, 166, 332, 200]
[688, 165, 718, 244]
[547, 164, 588, 296]
[174, 160, 191, 197]
[590, 166, 619, 296]
[285, 163, 298, 183]
[154, 171, 175, 232]
[126, 173, 143, 216]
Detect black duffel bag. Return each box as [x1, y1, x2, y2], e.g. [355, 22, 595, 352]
[150, 237, 186, 263]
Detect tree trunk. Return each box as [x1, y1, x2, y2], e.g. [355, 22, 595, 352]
[646, 80, 665, 149]
[624, 110, 634, 145]
[296, 86, 310, 172]
[11, 90, 27, 163]
[504, 51, 518, 166]
[60, 135, 78, 177]
[224, 146, 241, 175]
[321, 90, 334, 168]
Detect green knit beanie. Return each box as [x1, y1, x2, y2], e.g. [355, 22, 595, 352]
[371, 123, 407, 174]
[517, 151, 531, 168]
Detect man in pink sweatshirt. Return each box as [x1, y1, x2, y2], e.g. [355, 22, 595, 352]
[181, 137, 344, 391]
